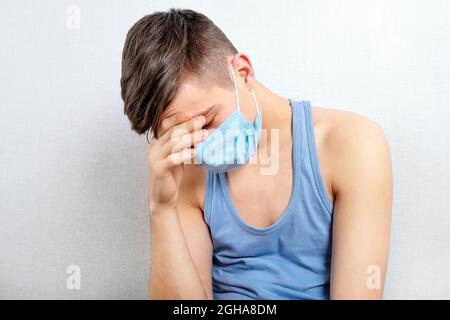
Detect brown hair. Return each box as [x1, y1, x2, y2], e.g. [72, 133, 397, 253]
[120, 8, 238, 138]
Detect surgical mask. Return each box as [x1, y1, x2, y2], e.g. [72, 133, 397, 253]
[194, 64, 262, 172]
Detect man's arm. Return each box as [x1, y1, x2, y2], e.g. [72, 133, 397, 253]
[147, 112, 213, 299]
[176, 172, 213, 299]
[149, 178, 213, 299]
[328, 112, 393, 299]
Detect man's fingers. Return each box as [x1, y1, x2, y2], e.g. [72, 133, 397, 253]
[159, 115, 206, 142]
[158, 111, 193, 137]
[166, 148, 196, 167]
[158, 129, 208, 157]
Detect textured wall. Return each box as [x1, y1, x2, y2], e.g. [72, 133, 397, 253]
[0, 0, 449, 299]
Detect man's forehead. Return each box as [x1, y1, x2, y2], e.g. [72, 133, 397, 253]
[160, 103, 181, 119]
[161, 82, 204, 118]
[160, 80, 219, 120]
[161, 102, 196, 118]
[161, 101, 215, 120]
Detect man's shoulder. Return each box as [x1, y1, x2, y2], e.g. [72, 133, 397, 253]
[312, 105, 388, 150]
[312, 106, 391, 190]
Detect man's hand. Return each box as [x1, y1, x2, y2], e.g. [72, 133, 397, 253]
[148, 112, 208, 213]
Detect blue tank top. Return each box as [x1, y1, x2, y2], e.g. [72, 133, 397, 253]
[203, 99, 334, 300]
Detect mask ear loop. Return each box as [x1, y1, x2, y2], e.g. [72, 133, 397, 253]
[251, 89, 260, 113]
[229, 64, 240, 112]
[229, 64, 260, 114]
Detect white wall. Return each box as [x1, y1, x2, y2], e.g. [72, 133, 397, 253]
[0, 0, 449, 299]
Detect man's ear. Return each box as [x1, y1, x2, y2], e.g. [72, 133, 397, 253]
[232, 52, 256, 89]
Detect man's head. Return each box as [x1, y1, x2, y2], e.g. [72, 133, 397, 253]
[121, 8, 258, 139]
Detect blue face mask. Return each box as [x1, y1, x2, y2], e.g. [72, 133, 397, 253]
[194, 64, 262, 173]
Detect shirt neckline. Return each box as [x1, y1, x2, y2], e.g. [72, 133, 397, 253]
[218, 98, 302, 234]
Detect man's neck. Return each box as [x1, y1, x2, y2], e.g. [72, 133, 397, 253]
[253, 80, 293, 153]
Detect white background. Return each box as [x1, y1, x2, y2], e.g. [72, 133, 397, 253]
[0, 0, 449, 299]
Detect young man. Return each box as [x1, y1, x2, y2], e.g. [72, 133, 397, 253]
[120, 8, 392, 300]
